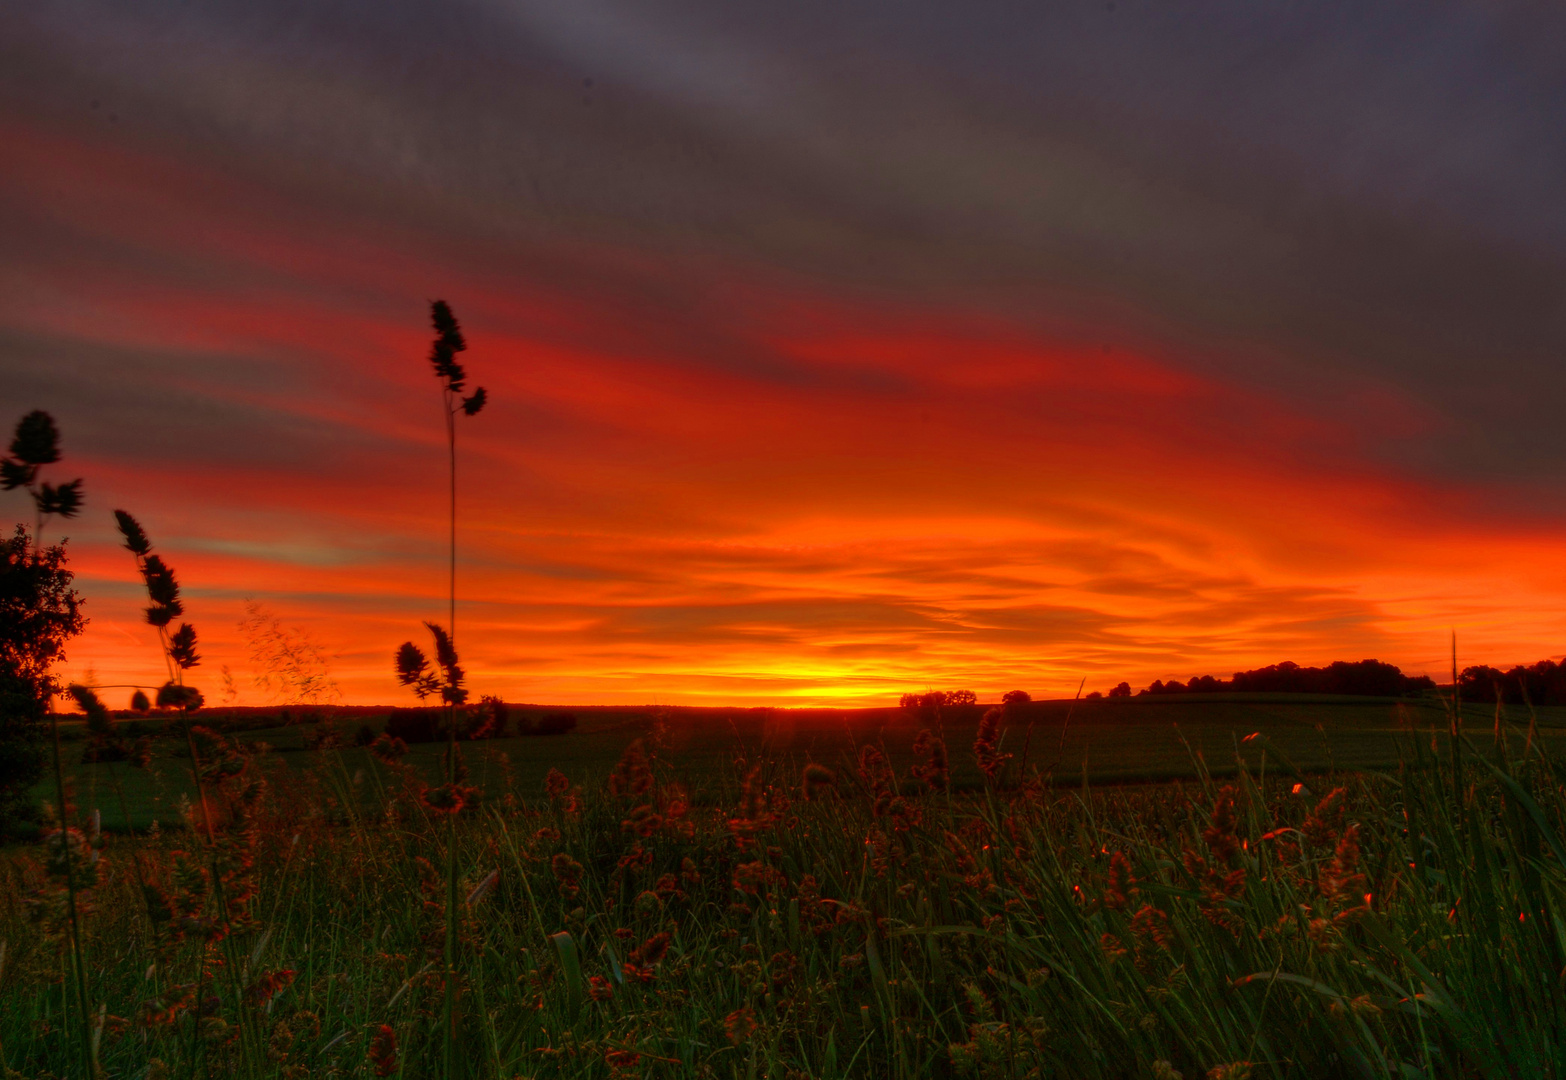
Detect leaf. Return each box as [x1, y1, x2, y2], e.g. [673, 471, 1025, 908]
[551, 931, 585, 1008]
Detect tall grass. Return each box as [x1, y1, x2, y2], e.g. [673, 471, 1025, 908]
[3, 708, 1565, 1079]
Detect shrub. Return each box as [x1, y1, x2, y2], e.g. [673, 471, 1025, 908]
[535, 712, 578, 736]
[385, 708, 441, 744]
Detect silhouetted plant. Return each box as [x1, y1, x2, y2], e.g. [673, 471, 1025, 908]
[2, 410, 83, 548]
[237, 600, 341, 705]
[398, 300, 486, 1080]
[113, 510, 202, 710]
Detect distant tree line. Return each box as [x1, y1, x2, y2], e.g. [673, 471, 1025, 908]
[382, 697, 578, 744]
[1457, 657, 1566, 706]
[1138, 659, 1433, 698]
[1081, 659, 1438, 701]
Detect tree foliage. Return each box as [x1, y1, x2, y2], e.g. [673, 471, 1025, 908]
[0, 526, 85, 830]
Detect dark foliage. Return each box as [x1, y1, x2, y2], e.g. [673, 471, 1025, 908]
[535, 712, 578, 736]
[155, 682, 203, 712]
[0, 527, 85, 831]
[384, 708, 440, 743]
[3, 412, 84, 528]
[1459, 657, 1566, 706]
[382, 705, 576, 743]
[395, 641, 439, 700]
[1124, 659, 1435, 698]
[428, 300, 486, 416]
[114, 510, 202, 706]
[395, 623, 466, 704]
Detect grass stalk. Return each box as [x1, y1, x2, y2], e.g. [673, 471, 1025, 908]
[48, 715, 95, 1079]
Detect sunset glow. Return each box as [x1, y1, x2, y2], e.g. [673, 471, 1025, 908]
[5, 3, 1565, 706]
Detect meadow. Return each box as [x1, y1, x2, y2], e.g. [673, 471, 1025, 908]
[4, 694, 1566, 1079]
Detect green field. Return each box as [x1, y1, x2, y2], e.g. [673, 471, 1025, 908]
[6, 694, 1566, 1078]
[38, 694, 1566, 833]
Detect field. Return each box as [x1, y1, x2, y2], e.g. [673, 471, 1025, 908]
[4, 695, 1566, 1078]
[35, 694, 1566, 834]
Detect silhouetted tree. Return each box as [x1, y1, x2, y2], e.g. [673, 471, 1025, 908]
[1108, 682, 1131, 698]
[0, 526, 85, 831]
[1460, 659, 1566, 706]
[1, 410, 87, 834]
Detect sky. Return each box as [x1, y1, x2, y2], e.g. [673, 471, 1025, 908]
[4, 1, 1566, 707]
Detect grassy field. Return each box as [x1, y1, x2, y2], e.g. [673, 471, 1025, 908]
[4, 695, 1566, 1078]
[36, 694, 1566, 833]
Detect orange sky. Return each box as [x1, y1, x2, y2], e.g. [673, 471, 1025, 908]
[5, 9, 1566, 707]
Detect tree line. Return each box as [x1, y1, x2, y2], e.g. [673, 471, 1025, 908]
[1457, 657, 1566, 706]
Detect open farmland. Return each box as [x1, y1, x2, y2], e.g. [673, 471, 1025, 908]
[5, 695, 1566, 1078]
[33, 694, 1566, 833]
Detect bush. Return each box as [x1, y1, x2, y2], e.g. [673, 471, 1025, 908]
[535, 712, 578, 736]
[385, 708, 441, 743]
[0, 528, 84, 833]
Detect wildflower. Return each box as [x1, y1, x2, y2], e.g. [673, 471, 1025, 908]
[608, 740, 653, 797]
[368, 1024, 398, 1077]
[588, 975, 613, 1002]
[551, 853, 584, 898]
[652, 873, 683, 901]
[801, 762, 837, 799]
[973, 707, 1011, 783]
[1130, 904, 1173, 953]
[768, 949, 799, 988]
[1151, 1063, 1183, 1080]
[420, 782, 478, 815]
[1202, 786, 1242, 866]
[1302, 787, 1347, 851]
[1104, 851, 1136, 911]
[910, 729, 949, 791]
[724, 1007, 758, 1044]
[545, 768, 571, 798]
[246, 968, 296, 1007]
[631, 931, 671, 965]
[1207, 1064, 1251, 1080]
[733, 860, 785, 896]
[1319, 824, 1367, 910]
[622, 803, 663, 837]
[369, 733, 408, 764]
[605, 1048, 640, 1075]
